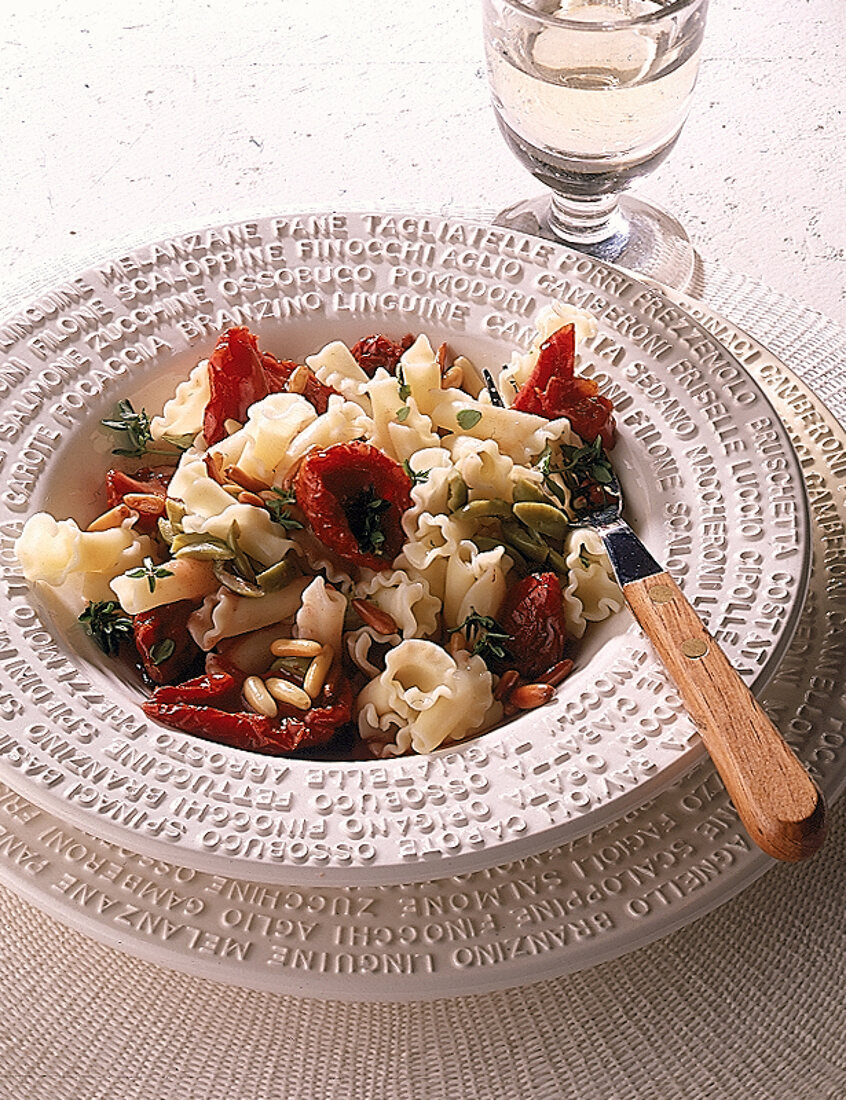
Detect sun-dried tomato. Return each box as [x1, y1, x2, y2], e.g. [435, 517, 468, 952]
[295, 666, 354, 749]
[294, 441, 412, 571]
[498, 572, 568, 681]
[203, 326, 269, 446]
[512, 325, 615, 448]
[106, 466, 174, 507]
[144, 669, 238, 706]
[142, 660, 355, 755]
[132, 599, 202, 685]
[202, 327, 342, 444]
[261, 351, 338, 414]
[350, 333, 414, 377]
[141, 701, 303, 754]
[105, 466, 176, 532]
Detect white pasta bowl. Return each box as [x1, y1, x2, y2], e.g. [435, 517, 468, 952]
[0, 213, 810, 884]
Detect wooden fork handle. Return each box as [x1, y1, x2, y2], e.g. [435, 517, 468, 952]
[624, 571, 826, 862]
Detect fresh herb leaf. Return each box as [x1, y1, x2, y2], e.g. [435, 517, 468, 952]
[78, 600, 134, 656]
[346, 486, 391, 556]
[101, 400, 155, 457]
[149, 638, 176, 666]
[102, 400, 190, 457]
[535, 436, 615, 515]
[265, 487, 304, 530]
[449, 610, 511, 669]
[396, 405, 411, 423]
[127, 556, 174, 594]
[396, 364, 411, 402]
[402, 458, 430, 486]
[456, 408, 483, 430]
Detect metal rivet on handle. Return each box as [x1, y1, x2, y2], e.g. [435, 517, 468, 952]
[681, 638, 709, 659]
[648, 584, 675, 604]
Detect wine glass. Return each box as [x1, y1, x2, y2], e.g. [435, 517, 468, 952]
[481, 0, 709, 288]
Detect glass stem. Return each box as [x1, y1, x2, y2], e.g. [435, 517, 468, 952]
[547, 192, 629, 248]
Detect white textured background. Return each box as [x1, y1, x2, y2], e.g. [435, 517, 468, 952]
[1, 5, 846, 1098]
[1, 0, 845, 322]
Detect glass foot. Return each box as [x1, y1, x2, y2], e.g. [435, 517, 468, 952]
[494, 194, 696, 291]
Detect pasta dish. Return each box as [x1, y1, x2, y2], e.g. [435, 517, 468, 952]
[15, 302, 623, 759]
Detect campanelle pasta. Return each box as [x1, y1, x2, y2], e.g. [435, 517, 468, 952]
[15, 306, 622, 759]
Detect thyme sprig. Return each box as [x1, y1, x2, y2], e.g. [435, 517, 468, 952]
[347, 486, 390, 555]
[402, 458, 430, 487]
[78, 600, 134, 656]
[396, 364, 411, 402]
[536, 437, 615, 514]
[127, 556, 174, 593]
[450, 610, 511, 669]
[101, 400, 185, 458]
[264, 487, 304, 530]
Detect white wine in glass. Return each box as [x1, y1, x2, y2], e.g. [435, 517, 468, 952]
[482, 0, 709, 287]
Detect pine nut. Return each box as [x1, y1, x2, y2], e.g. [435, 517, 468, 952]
[453, 355, 483, 398]
[441, 364, 464, 390]
[508, 682, 555, 710]
[303, 644, 334, 699]
[265, 678, 312, 710]
[123, 493, 166, 514]
[494, 669, 520, 701]
[224, 418, 242, 434]
[204, 453, 226, 484]
[351, 598, 398, 636]
[447, 630, 467, 656]
[437, 341, 450, 371]
[287, 365, 310, 394]
[223, 483, 243, 496]
[237, 490, 266, 507]
[540, 659, 574, 687]
[86, 504, 133, 531]
[270, 638, 324, 657]
[226, 464, 269, 493]
[243, 675, 278, 718]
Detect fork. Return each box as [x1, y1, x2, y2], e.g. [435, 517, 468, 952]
[582, 471, 826, 862]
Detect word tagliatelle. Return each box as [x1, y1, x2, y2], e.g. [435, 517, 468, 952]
[15, 302, 624, 759]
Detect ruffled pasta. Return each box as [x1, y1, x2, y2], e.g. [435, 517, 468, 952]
[182, 502, 296, 567]
[443, 541, 511, 629]
[188, 576, 310, 650]
[295, 576, 347, 653]
[210, 393, 317, 485]
[110, 556, 216, 616]
[16, 513, 145, 588]
[354, 568, 440, 639]
[396, 512, 464, 604]
[306, 340, 371, 410]
[356, 640, 498, 756]
[150, 359, 210, 442]
[561, 528, 624, 636]
[365, 371, 439, 464]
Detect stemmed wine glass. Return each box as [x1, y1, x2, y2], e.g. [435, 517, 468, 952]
[481, 0, 709, 287]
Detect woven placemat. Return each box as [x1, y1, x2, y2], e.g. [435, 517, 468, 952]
[0, 263, 843, 1100]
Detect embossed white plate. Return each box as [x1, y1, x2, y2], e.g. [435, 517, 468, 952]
[0, 213, 810, 885]
[0, 309, 839, 1001]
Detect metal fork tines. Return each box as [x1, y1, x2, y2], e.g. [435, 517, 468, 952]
[579, 475, 663, 588]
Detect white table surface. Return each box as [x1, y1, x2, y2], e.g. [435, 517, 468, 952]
[1, 4, 845, 1099]
[1, 0, 845, 326]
